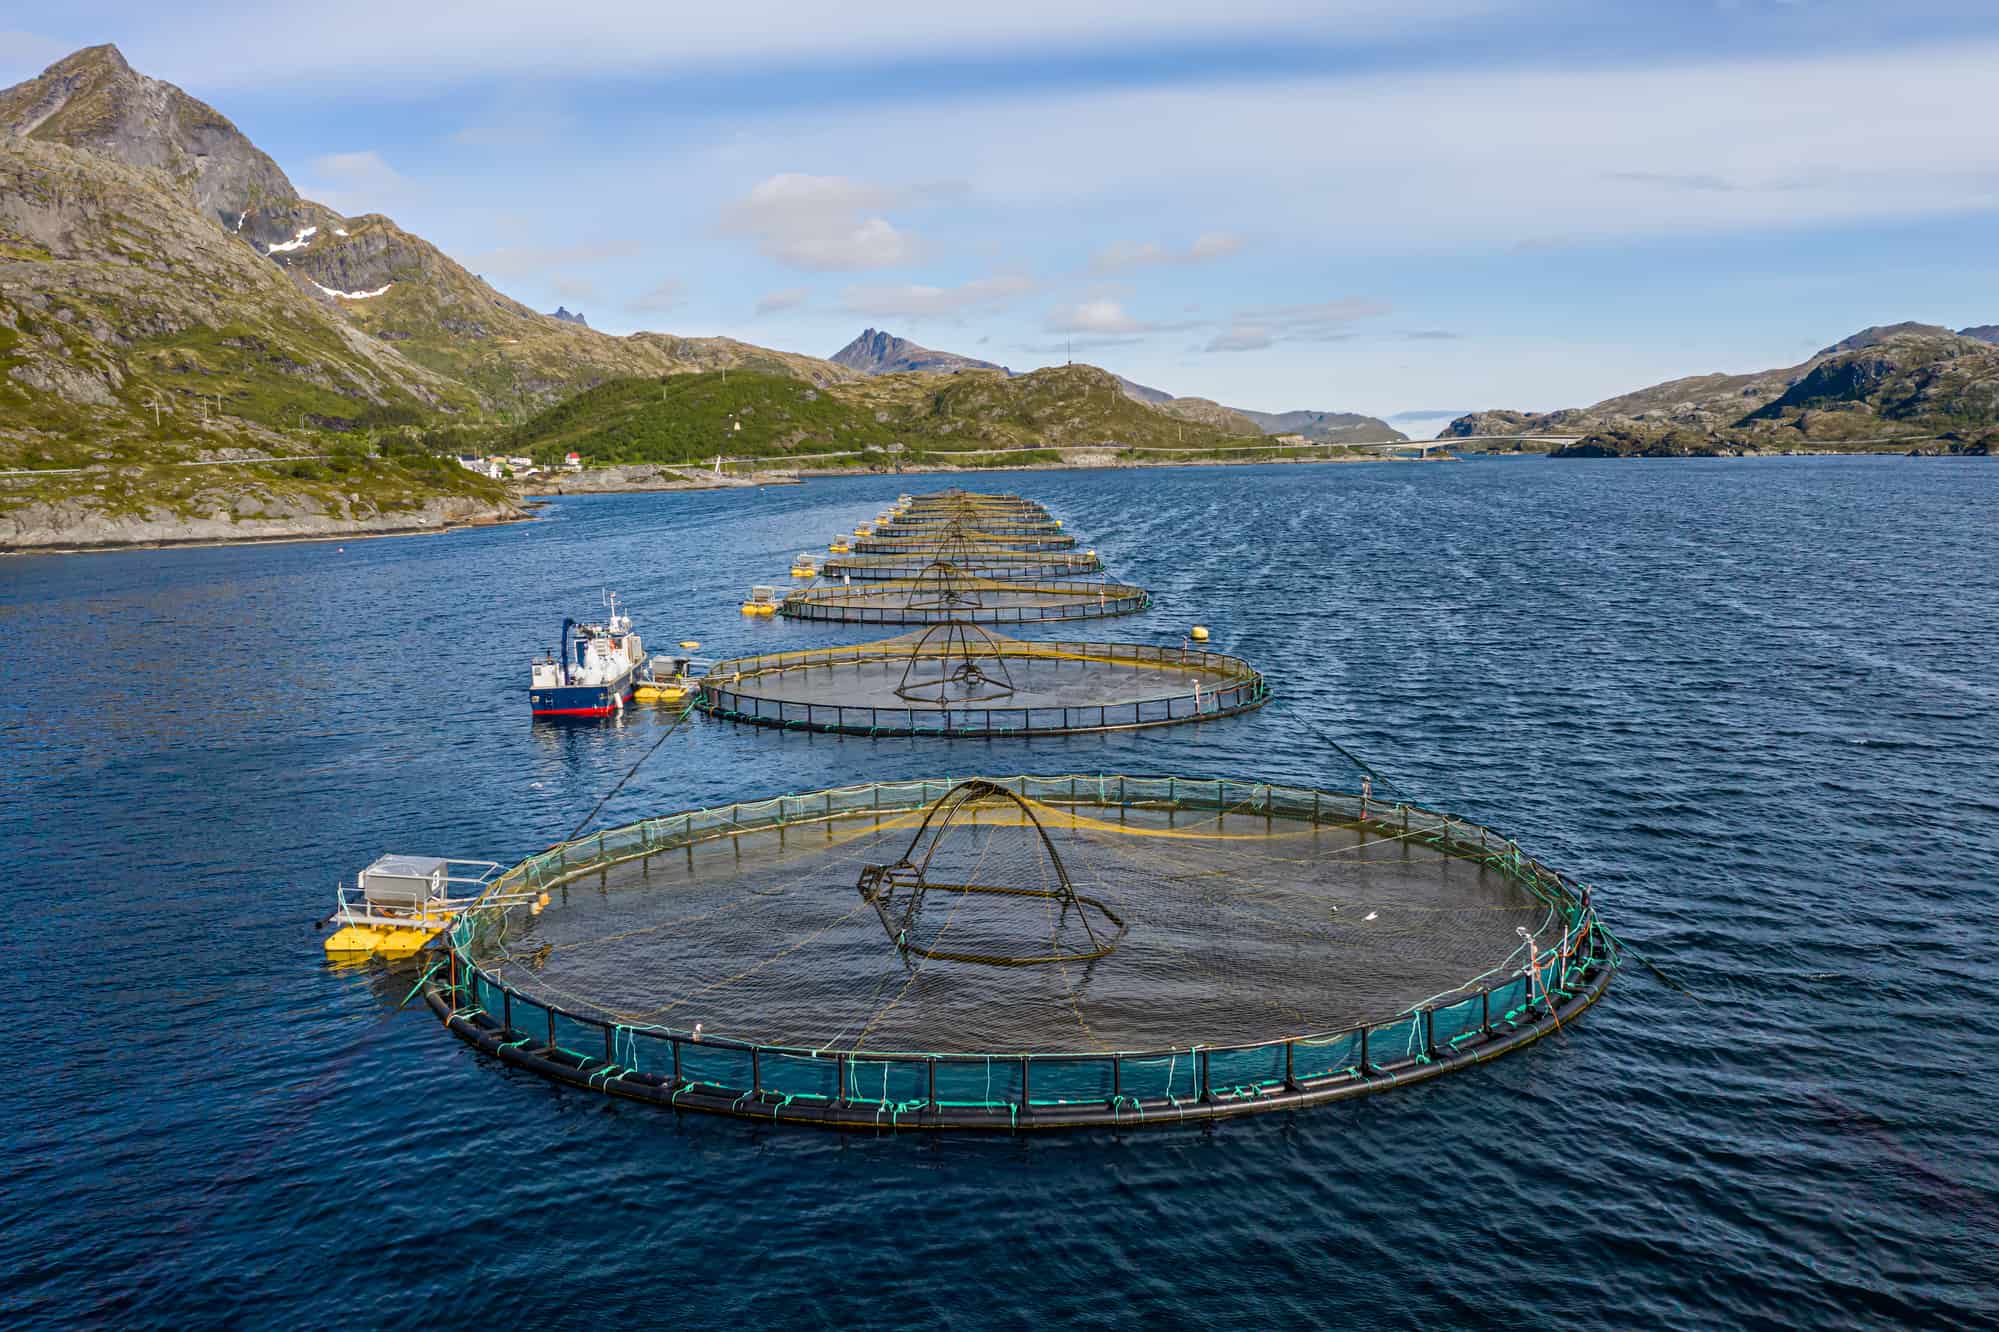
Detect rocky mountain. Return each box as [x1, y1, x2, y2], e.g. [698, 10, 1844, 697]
[833, 326, 1398, 439]
[1, 44, 335, 257]
[548, 306, 588, 326]
[831, 328, 1007, 376]
[1445, 321, 1999, 454]
[0, 44, 860, 546]
[1958, 325, 1998, 345]
[2, 45, 849, 415]
[1156, 397, 1264, 436]
[1113, 374, 1172, 405]
[1235, 408, 1402, 442]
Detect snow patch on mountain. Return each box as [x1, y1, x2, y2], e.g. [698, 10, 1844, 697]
[310, 279, 391, 300]
[265, 225, 317, 254]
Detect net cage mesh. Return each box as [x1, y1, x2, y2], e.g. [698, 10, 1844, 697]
[824, 548, 1103, 581]
[780, 563, 1148, 625]
[698, 630, 1267, 734]
[854, 528, 1078, 554]
[448, 777, 1611, 1079]
[871, 491, 1066, 538]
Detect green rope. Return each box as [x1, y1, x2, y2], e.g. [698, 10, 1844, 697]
[398, 955, 446, 1010]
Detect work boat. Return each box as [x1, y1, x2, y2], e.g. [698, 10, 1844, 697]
[530, 591, 648, 717]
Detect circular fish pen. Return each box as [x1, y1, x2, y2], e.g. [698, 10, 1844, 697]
[698, 626, 1267, 735]
[854, 529, 1078, 554]
[825, 549, 1103, 582]
[874, 518, 1068, 541]
[425, 774, 1618, 1131]
[780, 564, 1149, 625]
[876, 491, 1064, 536]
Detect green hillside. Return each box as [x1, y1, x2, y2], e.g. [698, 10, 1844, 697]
[501, 364, 1262, 468]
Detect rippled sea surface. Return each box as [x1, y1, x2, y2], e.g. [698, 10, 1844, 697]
[4, 458, 1996, 1328]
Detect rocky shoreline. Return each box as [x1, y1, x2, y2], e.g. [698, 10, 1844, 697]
[0, 493, 530, 555]
[531, 463, 802, 494]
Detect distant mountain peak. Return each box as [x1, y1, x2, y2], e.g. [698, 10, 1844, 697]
[52, 42, 133, 76]
[1816, 322, 1958, 357]
[1, 43, 312, 249]
[548, 306, 589, 327]
[830, 328, 1006, 376]
[1960, 324, 1999, 345]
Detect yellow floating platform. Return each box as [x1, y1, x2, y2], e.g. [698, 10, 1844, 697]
[741, 602, 776, 616]
[636, 680, 692, 703]
[324, 922, 439, 959]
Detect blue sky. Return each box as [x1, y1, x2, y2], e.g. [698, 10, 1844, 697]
[6, 2, 1998, 432]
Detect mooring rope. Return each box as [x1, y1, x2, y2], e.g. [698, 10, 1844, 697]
[563, 697, 698, 844]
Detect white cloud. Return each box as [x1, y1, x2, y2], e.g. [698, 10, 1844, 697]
[1047, 299, 1150, 336]
[1204, 298, 1389, 351]
[722, 174, 918, 271]
[1090, 231, 1244, 272]
[754, 287, 810, 316]
[841, 274, 1033, 319]
[1206, 327, 1273, 353]
[627, 278, 686, 313]
[710, 41, 1999, 259]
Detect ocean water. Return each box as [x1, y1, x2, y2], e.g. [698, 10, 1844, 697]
[2, 458, 1994, 1327]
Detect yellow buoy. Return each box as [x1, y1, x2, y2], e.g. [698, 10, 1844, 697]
[1190, 625, 1210, 642]
[679, 640, 700, 651]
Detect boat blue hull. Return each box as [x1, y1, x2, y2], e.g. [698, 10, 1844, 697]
[531, 664, 639, 717]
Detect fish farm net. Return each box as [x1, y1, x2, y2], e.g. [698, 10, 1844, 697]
[873, 491, 1065, 537]
[825, 549, 1103, 581]
[875, 516, 1066, 538]
[699, 626, 1265, 735]
[780, 565, 1149, 625]
[427, 774, 1617, 1130]
[853, 529, 1078, 554]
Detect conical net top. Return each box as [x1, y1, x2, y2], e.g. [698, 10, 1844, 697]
[894, 622, 1017, 703]
[856, 780, 1123, 967]
[901, 558, 988, 612]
